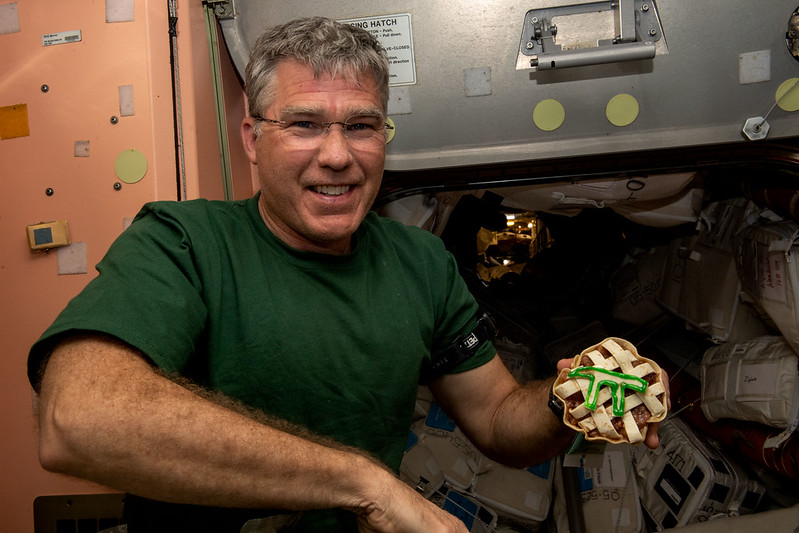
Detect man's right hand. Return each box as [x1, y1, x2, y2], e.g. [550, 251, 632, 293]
[353, 471, 469, 533]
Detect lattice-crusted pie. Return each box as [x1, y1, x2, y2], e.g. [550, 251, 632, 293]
[551, 337, 667, 445]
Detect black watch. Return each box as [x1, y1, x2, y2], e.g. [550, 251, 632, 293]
[548, 381, 564, 419]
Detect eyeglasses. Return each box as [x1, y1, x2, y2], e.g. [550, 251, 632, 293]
[252, 114, 394, 147]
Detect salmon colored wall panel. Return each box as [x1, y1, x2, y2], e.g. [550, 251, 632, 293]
[1, 1, 252, 529]
[0, 0, 183, 531]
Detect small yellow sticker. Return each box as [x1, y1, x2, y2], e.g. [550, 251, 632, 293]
[0, 103, 30, 140]
[386, 116, 396, 144]
[776, 78, 799, 112]
[533, 99, 565, 131]
[114, 149, 148, 184]
[606, 94, 639, 127]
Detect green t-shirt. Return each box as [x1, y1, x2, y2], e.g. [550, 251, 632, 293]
[29, 194, 495, 532]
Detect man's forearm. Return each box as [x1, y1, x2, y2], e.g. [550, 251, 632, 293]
[430, 357, 575, 469]
[36, 334, 388, 512]
[487, 378, 575, 468]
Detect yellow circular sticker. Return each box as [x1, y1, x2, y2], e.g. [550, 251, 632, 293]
[385, 116, 396, 144]
[533, 99, 565, 131]
[606, 94, 639, 127]
[776, 78, 799, 112]
[114, 149, 148, 184]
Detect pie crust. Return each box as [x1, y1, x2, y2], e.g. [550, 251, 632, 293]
[552, 337, 668, 444]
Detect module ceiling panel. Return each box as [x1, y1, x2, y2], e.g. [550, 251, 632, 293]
[219, 0, 799, 171]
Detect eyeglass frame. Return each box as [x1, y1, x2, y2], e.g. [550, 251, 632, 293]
[250, 114, 394, 145]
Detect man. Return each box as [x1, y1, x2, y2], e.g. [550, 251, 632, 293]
[28, 17, 661, 532]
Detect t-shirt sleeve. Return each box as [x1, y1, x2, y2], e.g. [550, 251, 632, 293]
[428, 236, 496, 378]
[27, 205, 209, 388]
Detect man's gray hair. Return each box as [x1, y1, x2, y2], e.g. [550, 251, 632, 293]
[245, 17, 390, 118]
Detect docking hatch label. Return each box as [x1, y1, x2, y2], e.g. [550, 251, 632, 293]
[339, 13, 416, 86]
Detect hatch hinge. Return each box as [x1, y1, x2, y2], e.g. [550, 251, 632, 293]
[205, 0, 236, 21]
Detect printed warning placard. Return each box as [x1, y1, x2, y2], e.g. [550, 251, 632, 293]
[338, 13, 416, 86]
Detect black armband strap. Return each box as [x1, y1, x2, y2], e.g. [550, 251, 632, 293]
[421, 314, 497, 384]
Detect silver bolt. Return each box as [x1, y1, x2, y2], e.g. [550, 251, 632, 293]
[742, 116, 769, 141]
[642, 4, 650, 11]
[649, 28, 657, 36]
[526, 42, 534, 49]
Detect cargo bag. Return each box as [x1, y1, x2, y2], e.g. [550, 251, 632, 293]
[632, 417, 765, 529]
[399, 424, 446, 498]
[470, 459, 553, 531]
[550, 444, 644, 533]
[408, 404, 481, 492]
[701, 336, 799, 431]
[658, 199, 768, 343]
[429, 486, 498, 533]
[735, 220, 799, 355]
[400, 399, 554, 531]
[611, 246, 668, 326]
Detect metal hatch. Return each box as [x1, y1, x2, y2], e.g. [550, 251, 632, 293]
[214, 0, 799, 174]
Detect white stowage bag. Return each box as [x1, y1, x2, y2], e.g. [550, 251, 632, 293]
[632, 418, 765, 529]
[550, 444, 643, 533]
[734, 219, 799, 355]
[400, 393, 555, 532]
[701, 335, 799, 429]
[499, 173, 699, 227]
[658, 199, 770, 343]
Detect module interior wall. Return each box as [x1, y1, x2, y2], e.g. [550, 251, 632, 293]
[0, 1, 180, 531]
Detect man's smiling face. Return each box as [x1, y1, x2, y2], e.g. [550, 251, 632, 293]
[242, 60, 386, 255]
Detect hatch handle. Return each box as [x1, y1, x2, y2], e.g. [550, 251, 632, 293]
[532, 40, 655, 70]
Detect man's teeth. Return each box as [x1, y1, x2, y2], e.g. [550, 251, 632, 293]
[314, 185, 351, 196]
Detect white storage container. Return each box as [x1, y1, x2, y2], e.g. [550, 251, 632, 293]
[658, 199, 769, 342]
[399, 425, 446, 498]
[550, 444, 644, 533]
[402, 397, 554, 531]
[408, 404, 481, 491]
[735, 220, 799, 356]
[429, 486, 498, 533]
[471, 459, 554, 531]
[632, 418, 765, 529]
[701, 335, 799, 429]
[611, 246, 669, 326]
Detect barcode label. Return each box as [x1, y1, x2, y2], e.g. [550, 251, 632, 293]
[42, 30, 82, 47]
